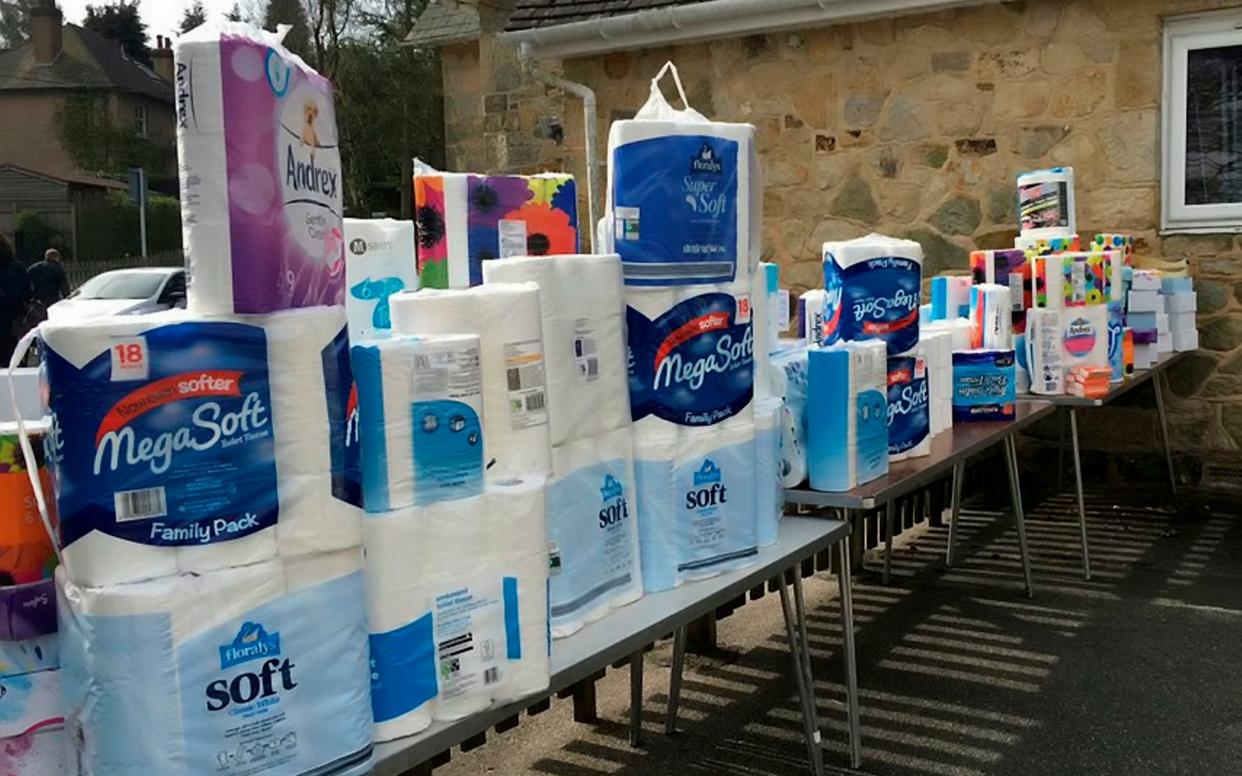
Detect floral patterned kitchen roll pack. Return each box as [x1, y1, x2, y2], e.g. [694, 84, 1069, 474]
[414, 170, 579, 289]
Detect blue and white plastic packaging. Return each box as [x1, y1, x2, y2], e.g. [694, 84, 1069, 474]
[0, 666, 66, 775]
[886, 354, 931, 461]
[1026, 308, 1065, 395]
[58, 550, 374, 776]
[822, 234, 923, 356]
[969, 283, 1013, 350]
[548, 427, 642, 638]
[798, 289, 828, 345]
[754, 397, 783, 547]
[930, 275, 971, 320]
[351, 335, 484, 512]
[952, 350, 1017, 422]
[806, 342, 888, 492]
[344, 218, 418, 341]
[40, 307, 363, 587]
[771, 345, 808, 488]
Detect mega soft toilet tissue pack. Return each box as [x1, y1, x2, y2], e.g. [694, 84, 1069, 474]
[40, 307, 363, 587]
[58, 549, 374, 776]
[344, 218, 418, 340]
[391, 284, 552, 477]
[175, 24, 346, 315]
[822, 234, 923, 356]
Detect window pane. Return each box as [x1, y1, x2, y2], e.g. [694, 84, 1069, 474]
[1186, 45, 1242, 205]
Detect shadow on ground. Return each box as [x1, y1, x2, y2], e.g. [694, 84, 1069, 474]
[435, 486, 1242, 776]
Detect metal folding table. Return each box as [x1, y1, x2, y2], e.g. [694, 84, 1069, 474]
[1024, 351, 1186, 580]
[786, 401, 1058, 596]
[370, 516, 861, 776]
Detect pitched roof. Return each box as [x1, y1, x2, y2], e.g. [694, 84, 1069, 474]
[0, 163, 126, 191]
[506, 0, 710, 31]
[0, 24, 171, 103]
[405, 1, 483, 47]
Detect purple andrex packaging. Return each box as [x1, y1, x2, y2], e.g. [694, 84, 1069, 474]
[176, 24, 345, 314]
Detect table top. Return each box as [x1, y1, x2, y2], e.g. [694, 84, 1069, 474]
[370, 516, 850, 776]
[1022, 351, 1187, 407]
[785, 400, 1057, 510]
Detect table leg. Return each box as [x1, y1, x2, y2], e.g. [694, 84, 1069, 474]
[1005, 435, 1035, 598]
[945, 460, 965, 568]
[778, 572, 823, 776]
[792, 573, 826, 776]
[629, 650, 644, 747]
[1057, 406, 1066, 491]
[883, 500, 895, 585]
[834, 537, 863, 769]
[1069, 408, 1092, 581]
[664, 625, 687, 735]
[1154, 370, 1178, 496]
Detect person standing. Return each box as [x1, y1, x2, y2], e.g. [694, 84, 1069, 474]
[0, 235, 31, 363]
[28, 248, 69, 309]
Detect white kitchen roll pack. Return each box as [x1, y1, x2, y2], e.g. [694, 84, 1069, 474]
[606, 62, 760, 287]
[548, 427, 642, 638]
[351, 335, 484, 513]
[483, 254, 630, 446]
[176, 23, 347, 315]
[1027, 308, 1065, 395]
[40, 307, 363, 587]
[390, 284, 552, 477]
[822, 234, 923, 357]
[58, 550, 373, 776]
[1060, 305, 1109, 374]
[344, 218, 418, 340]
[1017, 167, 1076, 239]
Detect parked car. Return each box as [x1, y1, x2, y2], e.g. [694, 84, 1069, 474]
[48, 268, 187, 322]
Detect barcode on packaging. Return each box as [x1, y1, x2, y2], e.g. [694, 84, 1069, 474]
[503, 340, 549, 430]
[114, 487, 167, 521]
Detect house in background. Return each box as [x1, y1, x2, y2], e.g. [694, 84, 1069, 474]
[0, 0, 175, 258]
[417, 0, 1242, 474]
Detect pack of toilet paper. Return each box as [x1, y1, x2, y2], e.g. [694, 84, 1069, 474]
[1032, 251, 1113, 308]
[483, 254, 630, 446]
[606, 62, 759, 287]
[1093, 233, 1134, 266]
[923, 318, 973, 352]
[771, 344, 808, 488]
[952, 350, 1017, 422]
[413, 165, 579, 290]
[1017, 167, 1076, 238]
[806, 342, 888, 492]
[391, 284, 551, 477]
[351, 335, 484, 512]
[1026, 308, 1065, 395]
[58, 549, 373, 776]
[0, 667, 66, 776]
[921, 331, 953, 437]
[1061, 306, 1110, 375]
[1162, 276, 1200, 352]
[1016, 233, 1081, 257]
[1107, 302, 1126, 383]
[0, 579, 57, 669]
[362, 475, 549, 732]
[751, 265, 775, 399]
[0, 422, 57, 585]
[176, 24, 346, 315]
[969, 284, 1014, 350]
[344, 218, 418, 340]
[798, 289, 828, 344]
[887, 354, 931, 461]
[548, 428, 642, 637]
[930, 275, 971, 321]
[823, 234, 923, 356]
[754, 397, 783, 547]
[41, 307, 363, 587]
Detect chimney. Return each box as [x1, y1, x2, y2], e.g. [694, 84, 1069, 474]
[30, 0, 63, 65]
[151, 35, 174, 82]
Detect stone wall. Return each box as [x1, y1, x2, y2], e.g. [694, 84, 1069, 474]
[444, 0, 1242, 470]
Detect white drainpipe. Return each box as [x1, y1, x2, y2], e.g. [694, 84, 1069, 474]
[516, 42, 599, 250]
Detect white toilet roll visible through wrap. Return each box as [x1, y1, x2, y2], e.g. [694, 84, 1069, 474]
[40, 307, 362, 587]
[344, 218, 418, 340]
[351, 334, 484, 512]
[822, 234, 923, 357]
[548, 427, 642, 639]
[483, 254, 630, 445]
[754, 398, 782, 547]
[391, 284, 551, 477]
[57, 549, 373, 776]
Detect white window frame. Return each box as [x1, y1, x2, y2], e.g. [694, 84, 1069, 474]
[1163, 10, 1242, 233]
[134, 103, 148, 138]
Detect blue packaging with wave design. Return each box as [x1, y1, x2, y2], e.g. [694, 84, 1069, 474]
[822, 236, 923, 356]
[952, 350, 1017, 423]
[885, 355, 931, 458]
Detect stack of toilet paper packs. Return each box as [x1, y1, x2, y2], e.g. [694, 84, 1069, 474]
[22, 25, 377, 776]
[607, 61, 776, 590]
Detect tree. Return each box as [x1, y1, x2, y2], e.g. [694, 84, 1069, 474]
[84, 2, 151, 67]
[225, 2, 244, 22]
[305, 0, 355, 79]
[180, 0, 207, 33]
[263, 0, 311, 61]
[0, 0, 38, 47]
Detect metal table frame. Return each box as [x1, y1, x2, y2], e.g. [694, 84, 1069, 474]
[1031, 351, 1186, 581]
[370, 517, 861, 776]
[786, 401, 1058, 597]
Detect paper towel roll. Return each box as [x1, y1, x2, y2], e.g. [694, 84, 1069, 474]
[548, 427, 642, 638]
[822, 234, 923, 356]
[352, 335, 484, 512]
[886, 354, 931, 460]
[1017, 167, 1076, 239]
[345, 218, 418, 340]
[754, 397, 783, 547]
[483, 254, 630, 445]
[58, 550, 373, 776]
[806, 343, 888, 492]
[486, 475, 550, 703]
[391, 284, 551, 477]
[176, 23, 346, 315]
[970, 284, 1014, 350]
[363, 509, 436, 741]
[41, 308, 362, 586]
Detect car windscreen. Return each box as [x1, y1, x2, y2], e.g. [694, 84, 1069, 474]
[75, 272, 167, 300]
